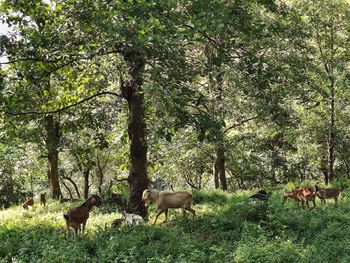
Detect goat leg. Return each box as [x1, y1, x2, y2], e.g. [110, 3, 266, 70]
[153, 209, 163, 225]
[82, 222, 87, 234]
[163, 209, 168, 224]
[184, 207, 196, 218]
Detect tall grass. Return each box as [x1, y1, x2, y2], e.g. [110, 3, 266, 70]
[1, 187, 350, 262]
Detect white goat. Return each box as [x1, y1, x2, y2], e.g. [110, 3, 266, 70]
[142, 189, 196, 224]
[121, 211, 144, 226]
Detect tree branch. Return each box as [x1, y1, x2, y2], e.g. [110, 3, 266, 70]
[223, 111, 264, 134]
[1, 91, 122, 116]
[0, 49, 122, 66]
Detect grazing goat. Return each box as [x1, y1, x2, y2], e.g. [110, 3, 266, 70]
[111, 218, 124, 228]
[121, 211, 144, 226]
[60, 198, 79, 204]
[22, 193, 46, 209]
[315, 185, 341, 205]
[142, 189, 196, 224]
[22, 197, 34, 209]
[63, 195, 101, 235]
[283, 187, 316, 208]
[249, 190, 271, 201]
[40, 193, 46, 206]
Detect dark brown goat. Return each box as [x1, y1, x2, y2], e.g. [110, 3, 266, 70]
[61, 198, 79, 204]
[111, 218, 124, 228]
[22, 198, 34, 209]
[63, 195, 101, 235]
[249, 190, 271, 201]
[283, 187, 316, 208]
[315, 185, 341, 205]
[40, 193, 46, 206]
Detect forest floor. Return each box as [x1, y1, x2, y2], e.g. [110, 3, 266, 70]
[1, 187, 350, 263]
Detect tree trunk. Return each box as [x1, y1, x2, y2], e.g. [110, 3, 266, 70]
[62, 173, 81, 199]
[45, 115, 62, 199]
[96, 154, 109, 197]
[213, 163, 220, 189]
[327, 87, 335, 183]
[214, 142, 227, 190]
[96, 156, 103, 196]
[61, 180, 73, 199]
[121, 51, 149, 217]
[84, 169, 90, 199]
[344, 160, 350, 179]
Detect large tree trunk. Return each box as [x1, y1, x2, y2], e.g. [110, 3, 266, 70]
[213, 164, 220, 189]
[121, 51, 149, 217]
[327, 86, 335, 183]
[45, 115, 62, 199]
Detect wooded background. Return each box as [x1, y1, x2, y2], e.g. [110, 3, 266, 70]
[1, 0, 350, 215]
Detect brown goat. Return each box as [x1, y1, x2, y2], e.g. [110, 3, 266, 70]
[40, 193, 46, 206]
[315, 185, 341, 205]
[63, 195, 101, 235]
[283, 187, 316, 208]
[142, 189, 195, 224]
[22, 197, 34, 209]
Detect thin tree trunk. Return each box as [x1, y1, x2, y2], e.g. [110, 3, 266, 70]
[214, 142, 227, 190]
[84, 169, 90, 199]
[96, 156, 103, 196]
[62, 175, 81, 199]
[96, 154, 110, 197]
[61, 180, 73, 199]
[213, 68, 227, 191]
[45, 115, 62, 199]
[327, 86, 335, 183]
[121, 51, 149, 217]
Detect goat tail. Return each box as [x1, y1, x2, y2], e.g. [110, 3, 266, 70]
[63, 213, 69, 220]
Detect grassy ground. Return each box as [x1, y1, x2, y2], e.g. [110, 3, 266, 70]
[1, 188, 350, 263]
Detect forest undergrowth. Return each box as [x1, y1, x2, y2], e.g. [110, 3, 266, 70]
[1, 187, 350, 263]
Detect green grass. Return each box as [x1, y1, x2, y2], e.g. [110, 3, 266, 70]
[1, 188, 350, 262]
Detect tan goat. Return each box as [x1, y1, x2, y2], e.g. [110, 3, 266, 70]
[142, 189, 196, 225]
[283, 187, 316, 208]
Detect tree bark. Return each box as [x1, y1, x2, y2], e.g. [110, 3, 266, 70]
[45, 115, 62, 199]
[121, 50, 149, 217]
